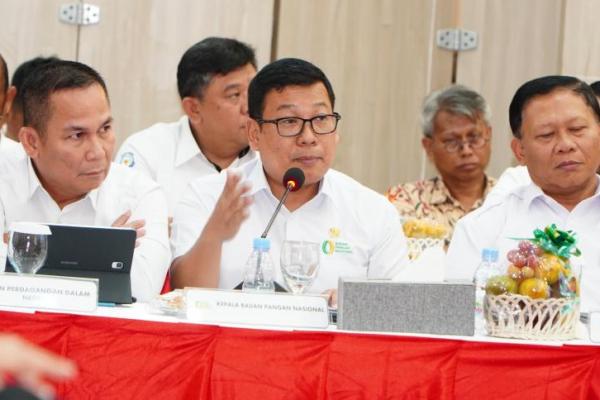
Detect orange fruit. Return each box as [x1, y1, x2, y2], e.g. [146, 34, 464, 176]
[507, 264, 522, 280]
[536, 254, 564, 284]
[521, 266, 535, 279]
[519, 278, 550, 299]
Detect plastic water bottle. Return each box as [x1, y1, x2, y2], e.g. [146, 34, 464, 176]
[473, 248, 500, 335]
[242, 238, 275, 292]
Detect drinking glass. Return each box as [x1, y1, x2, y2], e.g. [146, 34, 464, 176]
[280, 240, 320, 294]
[7, 222, 51, 274]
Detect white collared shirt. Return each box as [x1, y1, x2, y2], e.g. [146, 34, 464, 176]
[0, 130, 23, 154]
[446, 178, 600, 312]
[483, 165, 531, 206]
[171, 158, 409, 294]
[115, 115, 256, 214]
[0, 152, 171, 302]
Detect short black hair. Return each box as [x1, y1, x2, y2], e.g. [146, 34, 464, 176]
[509, 75, 600, 138]
[0, 53, 8, 93]
[10, 56, 61, 113]
[21, 60, 108, 134]
[177, 37, 256, 99]
[590, 81, 600, 97]
[248, 58, 336, 120]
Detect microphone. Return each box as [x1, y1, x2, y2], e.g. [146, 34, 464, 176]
[260, 167, 305, 238]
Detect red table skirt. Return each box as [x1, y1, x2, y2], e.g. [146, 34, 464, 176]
[1, 310, 599, 399]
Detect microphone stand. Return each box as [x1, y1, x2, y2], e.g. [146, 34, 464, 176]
[261, 182, 293, 239]
[254, 182, 294, 284]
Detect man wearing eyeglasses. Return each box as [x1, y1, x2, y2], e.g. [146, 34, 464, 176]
[386, 85, 496, 243]
[170, 58, 408, 305]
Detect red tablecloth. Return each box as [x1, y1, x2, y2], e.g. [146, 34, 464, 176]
[1, 310, 599, 399]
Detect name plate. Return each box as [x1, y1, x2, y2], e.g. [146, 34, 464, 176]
[0, 273, 98, 312]
[185, 288, 329, 329]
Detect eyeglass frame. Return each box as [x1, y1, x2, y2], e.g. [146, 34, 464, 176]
[256, 112, 342, 137]
[433, 134, 490, 153]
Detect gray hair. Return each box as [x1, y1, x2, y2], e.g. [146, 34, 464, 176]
[421, 85, 491, 137]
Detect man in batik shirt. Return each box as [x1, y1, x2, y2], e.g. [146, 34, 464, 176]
[387, 85, 496, 244]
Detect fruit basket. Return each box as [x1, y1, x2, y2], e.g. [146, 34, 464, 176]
[484, 294, 578, 340]
[402, 219, 447, 260]
[483, 225, 580, 340]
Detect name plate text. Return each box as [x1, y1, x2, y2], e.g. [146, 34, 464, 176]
[185, 288, 329, 329]
[0, 273, 98, 312]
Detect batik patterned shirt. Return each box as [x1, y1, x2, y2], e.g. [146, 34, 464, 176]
[386, 175, 496, 243]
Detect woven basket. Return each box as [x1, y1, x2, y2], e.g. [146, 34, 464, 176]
[406, 237, 444, 260]
[484, 294, 579, 340]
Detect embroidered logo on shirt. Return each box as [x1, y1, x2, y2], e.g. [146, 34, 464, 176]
[329, 227, 340, 238]
[321, 227, 352, 255]
[119, 152, 135, 167]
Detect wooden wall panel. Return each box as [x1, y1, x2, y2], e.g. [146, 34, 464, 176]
[276, 0, 452, 192]
[78, 0, 274, 146]
[0, 0, 78, 83]
[423, 0, 459, 179]
[561, 0, 600, 82]
[456, 0, 564, 178]
[3, 0, 593, 190]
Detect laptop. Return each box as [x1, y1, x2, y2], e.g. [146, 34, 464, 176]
[5, 224, 136, 304]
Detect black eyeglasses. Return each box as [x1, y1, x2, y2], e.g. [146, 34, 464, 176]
[257, 113, 341, 137]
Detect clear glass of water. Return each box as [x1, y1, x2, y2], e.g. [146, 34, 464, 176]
[7, 223, 51, 274]
[280, 240, 320, 294]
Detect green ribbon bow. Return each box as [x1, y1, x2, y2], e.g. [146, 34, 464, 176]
[532, 224, 581, 259]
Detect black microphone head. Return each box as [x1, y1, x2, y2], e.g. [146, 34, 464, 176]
[283, 168, 305, 192]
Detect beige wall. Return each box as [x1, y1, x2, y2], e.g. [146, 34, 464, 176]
[0, 1, 78, 71]
[276, 0, 453, 192]
[1, 0, 597, 192]
[0, 0, 274, 146]
[78, 0, 274, 145]
[456, 0, 564, 176]
[562, 0, 600, 82]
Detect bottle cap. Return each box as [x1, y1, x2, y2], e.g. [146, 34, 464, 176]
[253, 237, 271, 251]
[481, 248, 499, 262]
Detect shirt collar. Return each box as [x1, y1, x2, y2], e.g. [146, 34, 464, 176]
[175, 115, 254, 171]
[429, 175, 495, 209]
[318, 170, 334, 199]
[26, 157, 42, 200]
[246, 159, 272, 196]
[26, 157, 98, 210]
[246, 158, 330, 201]
[429, 176, 452, 205]
[87, 184, 100, 210]
[175, 116, 203, 167]
[520, 175, 600, 206]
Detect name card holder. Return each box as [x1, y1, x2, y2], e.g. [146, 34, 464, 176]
[0, 273, 98, 312]
[185, 288, 329, 329]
